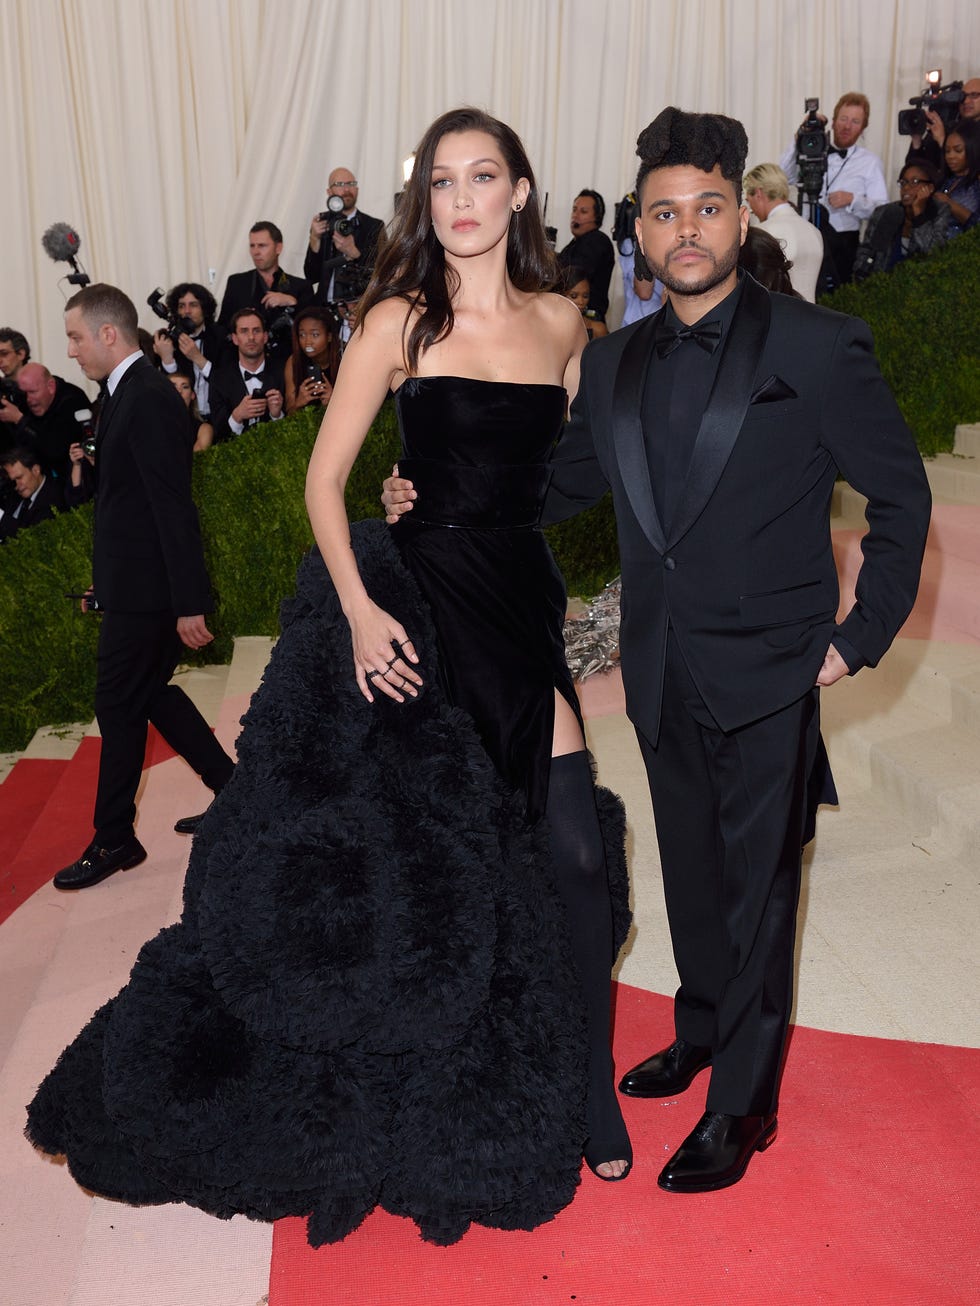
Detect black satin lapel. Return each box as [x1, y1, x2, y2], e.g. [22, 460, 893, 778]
[611, 314, 667, 556]
[667, 276, 772, 547]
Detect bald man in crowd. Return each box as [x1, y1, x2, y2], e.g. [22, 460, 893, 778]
[3, 362, 89, 479]
[304, 166, 384, 338]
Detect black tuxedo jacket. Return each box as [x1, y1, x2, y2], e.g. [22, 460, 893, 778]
[208, 358, 287, 442]
[218, 268, 314, 328]
[303, 211, 384, 302]
[544, 275, 932, 740]
[92, 356, 212, 615]
[0, 474, 64, 541]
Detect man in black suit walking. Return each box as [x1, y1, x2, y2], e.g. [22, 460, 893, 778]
[383, 109, 932, 1192]
[54, 284, 235, 890]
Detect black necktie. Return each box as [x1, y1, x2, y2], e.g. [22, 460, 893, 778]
[829, 146, 848, 158]
[654, 320, 723, 359]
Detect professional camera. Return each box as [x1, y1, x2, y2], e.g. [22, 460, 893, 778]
[318, 193, 354, 239]
[898, 70, 964, 136]
[264, 305, 296, 355]
[73, 408, 97, 459]
[147, 288, 196, 344]
[612, 192, 640, 255]
[795, 98, 829, 205]
[0, 370, 19, 403]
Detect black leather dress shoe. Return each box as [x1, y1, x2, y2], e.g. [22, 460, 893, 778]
[657, 1111, 777, 1193]
[174, 811, 207, 834]
[53, 838, 147, 890]
[618, 1038, 712, 1098]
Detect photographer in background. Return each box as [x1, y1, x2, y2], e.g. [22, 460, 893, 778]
[304, 168, 383, 343]
[6, 363, 90, 482]
[612, 190, 663, 326]
[152, 283, 221, 418]
[780, 93, 888, 284]
[0, 328, 32, 439]
[852, 158, 948, 280]
[218, 222, 312, 360]
[906, 76, 980, 168]
[0, 446, 63, 542]
[208, 308, 285, 442]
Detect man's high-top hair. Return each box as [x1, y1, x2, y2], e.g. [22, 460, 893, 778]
[635, 107, 749, 204]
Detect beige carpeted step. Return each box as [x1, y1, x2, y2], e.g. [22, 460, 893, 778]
[821, 654, 980, 861]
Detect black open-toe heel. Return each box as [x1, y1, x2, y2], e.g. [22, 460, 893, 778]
[584, 1135, 634, 1182]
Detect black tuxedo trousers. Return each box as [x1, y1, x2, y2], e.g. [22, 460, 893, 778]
[94, 612, 233, 844]
[637, 631, 818, 1116]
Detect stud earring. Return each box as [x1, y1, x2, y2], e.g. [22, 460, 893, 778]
[513, 203, 523, 211]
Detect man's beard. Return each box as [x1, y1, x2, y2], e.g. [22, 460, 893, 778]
[647, 236, 741, 298]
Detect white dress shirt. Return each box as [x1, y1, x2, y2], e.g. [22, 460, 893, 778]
[779, 141, 888, 232]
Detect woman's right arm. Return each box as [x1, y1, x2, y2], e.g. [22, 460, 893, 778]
[305, 301, 421, 701]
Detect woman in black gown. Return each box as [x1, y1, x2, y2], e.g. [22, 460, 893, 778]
[26, 108, 631, 1247]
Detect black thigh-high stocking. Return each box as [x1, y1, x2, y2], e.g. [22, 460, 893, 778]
[546, 750, 630, 1170]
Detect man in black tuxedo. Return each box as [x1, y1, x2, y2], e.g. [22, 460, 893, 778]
[152, 282, 223, 418]
[218, 221, 312, 359]
[208, 309, 286, 442]
[0, 447, 64, 540]
[53, 284, 235, 890]
[304, 167, 384, 340]
[383, 108, 932, 1193]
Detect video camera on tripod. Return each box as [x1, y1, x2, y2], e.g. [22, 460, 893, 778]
[898, 69, 964, 136]
[795, 99, 830, 215]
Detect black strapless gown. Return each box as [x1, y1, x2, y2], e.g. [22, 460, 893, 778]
[26, 377, 630, 1247]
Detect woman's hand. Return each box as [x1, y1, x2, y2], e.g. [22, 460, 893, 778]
[299, 375, 331, 407]
[349, 602, 422, 703]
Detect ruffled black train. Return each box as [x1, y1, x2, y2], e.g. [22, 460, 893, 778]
[26, 521, 630, 1246]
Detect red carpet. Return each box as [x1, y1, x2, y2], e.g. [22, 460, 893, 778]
[0, 729, 178, 926]
[270, 986, 979, 1306]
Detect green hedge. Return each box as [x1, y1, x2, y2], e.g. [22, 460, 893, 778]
[822, 225, 980, 457]
[5, 231, 977, 752]
[0, 402, 616, 751]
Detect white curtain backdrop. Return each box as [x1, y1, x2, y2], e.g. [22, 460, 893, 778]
[4, 0, 979, 381]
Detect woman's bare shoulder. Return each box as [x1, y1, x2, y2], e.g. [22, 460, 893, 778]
[531, 288, 588, 339]
[358, 294, 419, 341]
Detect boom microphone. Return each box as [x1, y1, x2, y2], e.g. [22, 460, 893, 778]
[41, 222, 91, 286]
[42, 222, 82, 262]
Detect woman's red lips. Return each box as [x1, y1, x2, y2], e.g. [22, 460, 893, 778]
[452, 219, 479, 230]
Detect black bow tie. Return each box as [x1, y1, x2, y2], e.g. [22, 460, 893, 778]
[243, 370, 262, 381]
[829, 146, 848, 158]
[654, 319, 723, 359]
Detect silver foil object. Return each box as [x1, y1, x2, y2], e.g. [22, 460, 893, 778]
[563, 577, 622, 681]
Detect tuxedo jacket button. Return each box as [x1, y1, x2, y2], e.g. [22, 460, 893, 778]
[663, 556, 676, 571]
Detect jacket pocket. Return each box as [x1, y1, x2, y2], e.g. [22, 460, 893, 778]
[739, 578, 835, 628]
